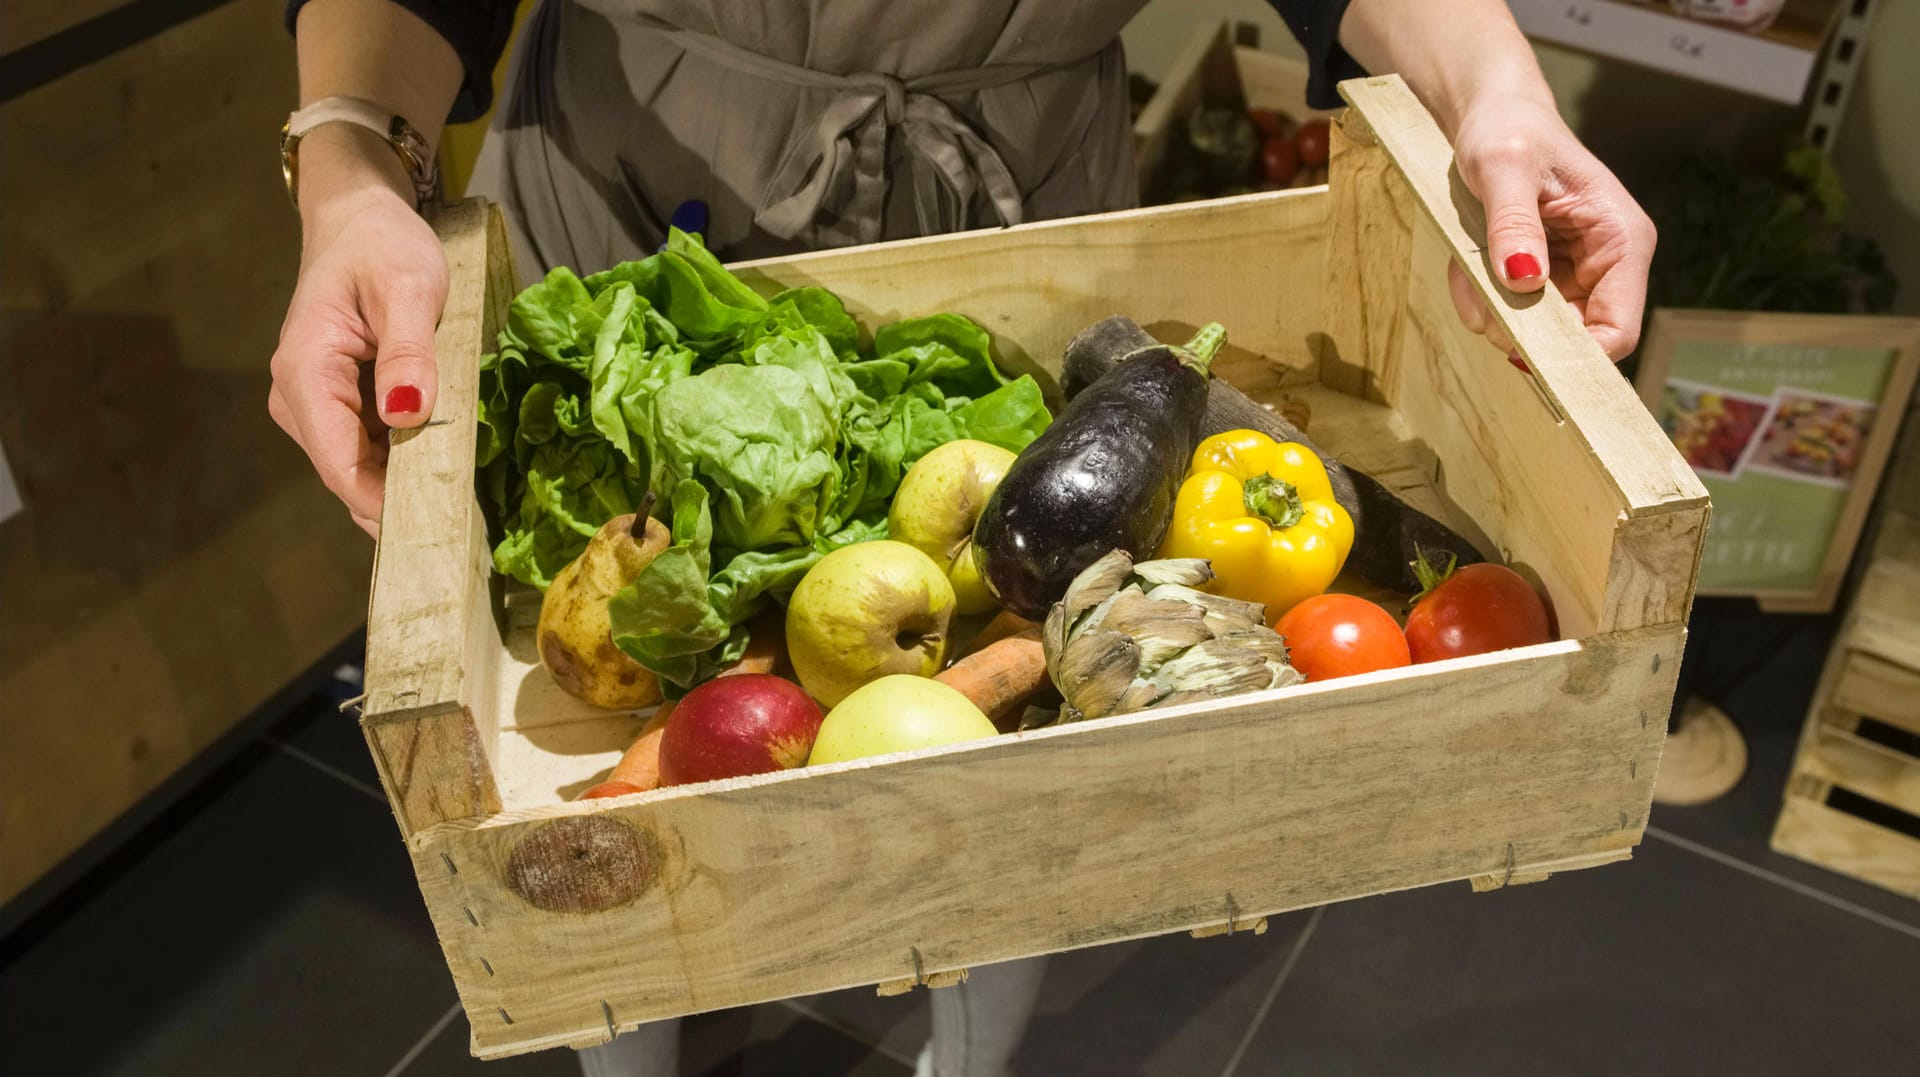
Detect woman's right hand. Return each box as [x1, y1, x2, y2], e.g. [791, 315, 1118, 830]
[268, 126, 447, 537]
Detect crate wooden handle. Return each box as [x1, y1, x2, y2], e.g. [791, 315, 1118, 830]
[361, 198, 517, 834]
[1335, 75, 1608, 382]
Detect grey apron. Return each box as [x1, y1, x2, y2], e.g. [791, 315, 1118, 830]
[469, 0, 1147, 279]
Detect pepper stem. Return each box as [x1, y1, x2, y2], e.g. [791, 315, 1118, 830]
[1242, 474, 1305, 530]
[1178, 322, 1227, 378]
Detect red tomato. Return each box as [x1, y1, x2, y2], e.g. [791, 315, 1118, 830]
[1292, 119, 1331, 166]
[1248, 108, 1290, 137]
[1404, 563, 1553, 663]
[1259, 135, 1301, 185]
[1274, 594, 1411, 681]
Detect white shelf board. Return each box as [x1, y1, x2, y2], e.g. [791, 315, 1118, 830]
[1510, 0, 1823, 104]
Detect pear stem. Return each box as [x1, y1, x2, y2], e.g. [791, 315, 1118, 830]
[631, 490, 658, 539]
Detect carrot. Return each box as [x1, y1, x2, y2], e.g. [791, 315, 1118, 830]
[577, 621, 790, 799]
[936, 628, 1047, 730]
[960, 609, 1040, 658]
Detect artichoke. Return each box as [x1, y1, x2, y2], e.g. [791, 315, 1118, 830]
[1041, 550, 1302, 723]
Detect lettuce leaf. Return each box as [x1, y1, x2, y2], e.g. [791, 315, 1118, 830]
[480, 230, 1051, 688]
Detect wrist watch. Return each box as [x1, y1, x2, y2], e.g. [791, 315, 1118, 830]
[281, 96, 439, 211]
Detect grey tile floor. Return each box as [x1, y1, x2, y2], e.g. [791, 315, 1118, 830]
[1, 608, 1916, 1076]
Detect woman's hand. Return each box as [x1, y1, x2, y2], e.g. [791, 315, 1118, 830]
[275, 0, 464, 534]
[1335, 0, 1656, 364]
[1448, 93, 1657, 364]
[268, 127, 446, 536]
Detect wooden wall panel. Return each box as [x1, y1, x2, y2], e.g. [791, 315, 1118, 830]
[0, 0, 371, 901]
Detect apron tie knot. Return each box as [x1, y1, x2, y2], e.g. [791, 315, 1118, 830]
[850, 71, 909, 125]
[661, 27, 1095, 247]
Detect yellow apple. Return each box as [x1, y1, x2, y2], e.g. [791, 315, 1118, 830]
[807, 675, 998, 764]
[888, 439, 1019, 615]
[786, 541, 956, 708]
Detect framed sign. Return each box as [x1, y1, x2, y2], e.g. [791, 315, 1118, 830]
[1636, 310, 1920, 613]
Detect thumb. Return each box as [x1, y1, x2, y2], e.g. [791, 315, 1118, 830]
[362, 265, 447, 429]
[1462, 144, 1550, 294]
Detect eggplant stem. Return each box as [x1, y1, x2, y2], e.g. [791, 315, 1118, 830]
[1179, 323, 1227, 377]
[631, 490, 658, 539]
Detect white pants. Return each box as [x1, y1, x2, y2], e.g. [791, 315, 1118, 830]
[575, 956, 1049, 1077]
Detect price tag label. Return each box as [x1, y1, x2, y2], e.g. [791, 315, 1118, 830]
[1669, 33, 1708, 60]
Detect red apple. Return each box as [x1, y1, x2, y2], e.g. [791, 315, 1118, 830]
[657, 674, 826, 786]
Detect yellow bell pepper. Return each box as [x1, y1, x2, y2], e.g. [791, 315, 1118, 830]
[1157, 429, 1355, 621]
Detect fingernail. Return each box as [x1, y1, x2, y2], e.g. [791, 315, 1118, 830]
[385, 385, 422, 415]
[1508, 351, 1531, 373]
[1503, 252, 1542, 282]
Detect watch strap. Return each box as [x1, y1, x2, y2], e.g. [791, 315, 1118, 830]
[281, 96, 438, 211]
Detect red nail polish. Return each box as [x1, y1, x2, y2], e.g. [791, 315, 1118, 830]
[385, 385, 422, 414]
[1504, 252, 1542, 282]
[1508, 352, 1531, 373]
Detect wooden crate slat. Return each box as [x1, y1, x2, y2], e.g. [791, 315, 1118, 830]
[1334, 78, 1709, 526]
[1802, 721, 1920, 819]
[1851, 513, 1920, 671]
[414, 627, 1677, 1058]
[362, 200, 515, 833]
[733, 187, 1332, 382]
[1232, 46, 1337, 118]
[1772, 795, 1920, 900]
[1831, 651, 1920, 737]
[1320, 103, 1415, 404]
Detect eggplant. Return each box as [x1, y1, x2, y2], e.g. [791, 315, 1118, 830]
[971, 323, 1225, 621]
[1060, 316, 1484, 593]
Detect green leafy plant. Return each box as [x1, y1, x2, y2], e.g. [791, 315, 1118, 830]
[1648, 144, 1898, 316]
[477, 230, 1053, 690]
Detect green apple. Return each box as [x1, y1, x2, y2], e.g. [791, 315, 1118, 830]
[888, 439, 1018, 615]
[786, 540, 957, 708]
[808, 675, 998, 764]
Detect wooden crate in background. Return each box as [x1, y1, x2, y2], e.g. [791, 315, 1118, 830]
[1772, 510, 1920, 899]
[1132, 20, 1339, 204]
[366, 76, 1709, 1059]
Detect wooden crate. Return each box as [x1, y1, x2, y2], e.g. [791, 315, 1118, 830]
[364, 76, 1708, 1059]
[1133, 20, 1339, 203]
[1772, 511, 1920, 899]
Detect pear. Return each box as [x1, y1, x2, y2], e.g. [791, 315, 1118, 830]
[537, 492, 671, 710]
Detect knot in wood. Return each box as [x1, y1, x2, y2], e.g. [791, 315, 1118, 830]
[506, 816, 653, 914]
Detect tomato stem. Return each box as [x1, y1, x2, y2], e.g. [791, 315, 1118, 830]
[1409, 547, 1458, 604]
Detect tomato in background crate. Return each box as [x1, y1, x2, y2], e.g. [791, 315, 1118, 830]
[1292, 119, 1331, 167]
[1274, 594, 1410, 681]
[1260, 135, 1301, 185]
[1404, 556, 1553, 663]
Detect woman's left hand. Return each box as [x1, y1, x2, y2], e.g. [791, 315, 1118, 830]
[1446, 92, 1657, 364]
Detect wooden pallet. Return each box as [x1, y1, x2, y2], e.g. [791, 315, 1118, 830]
[1771, 511, 1920, 899]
